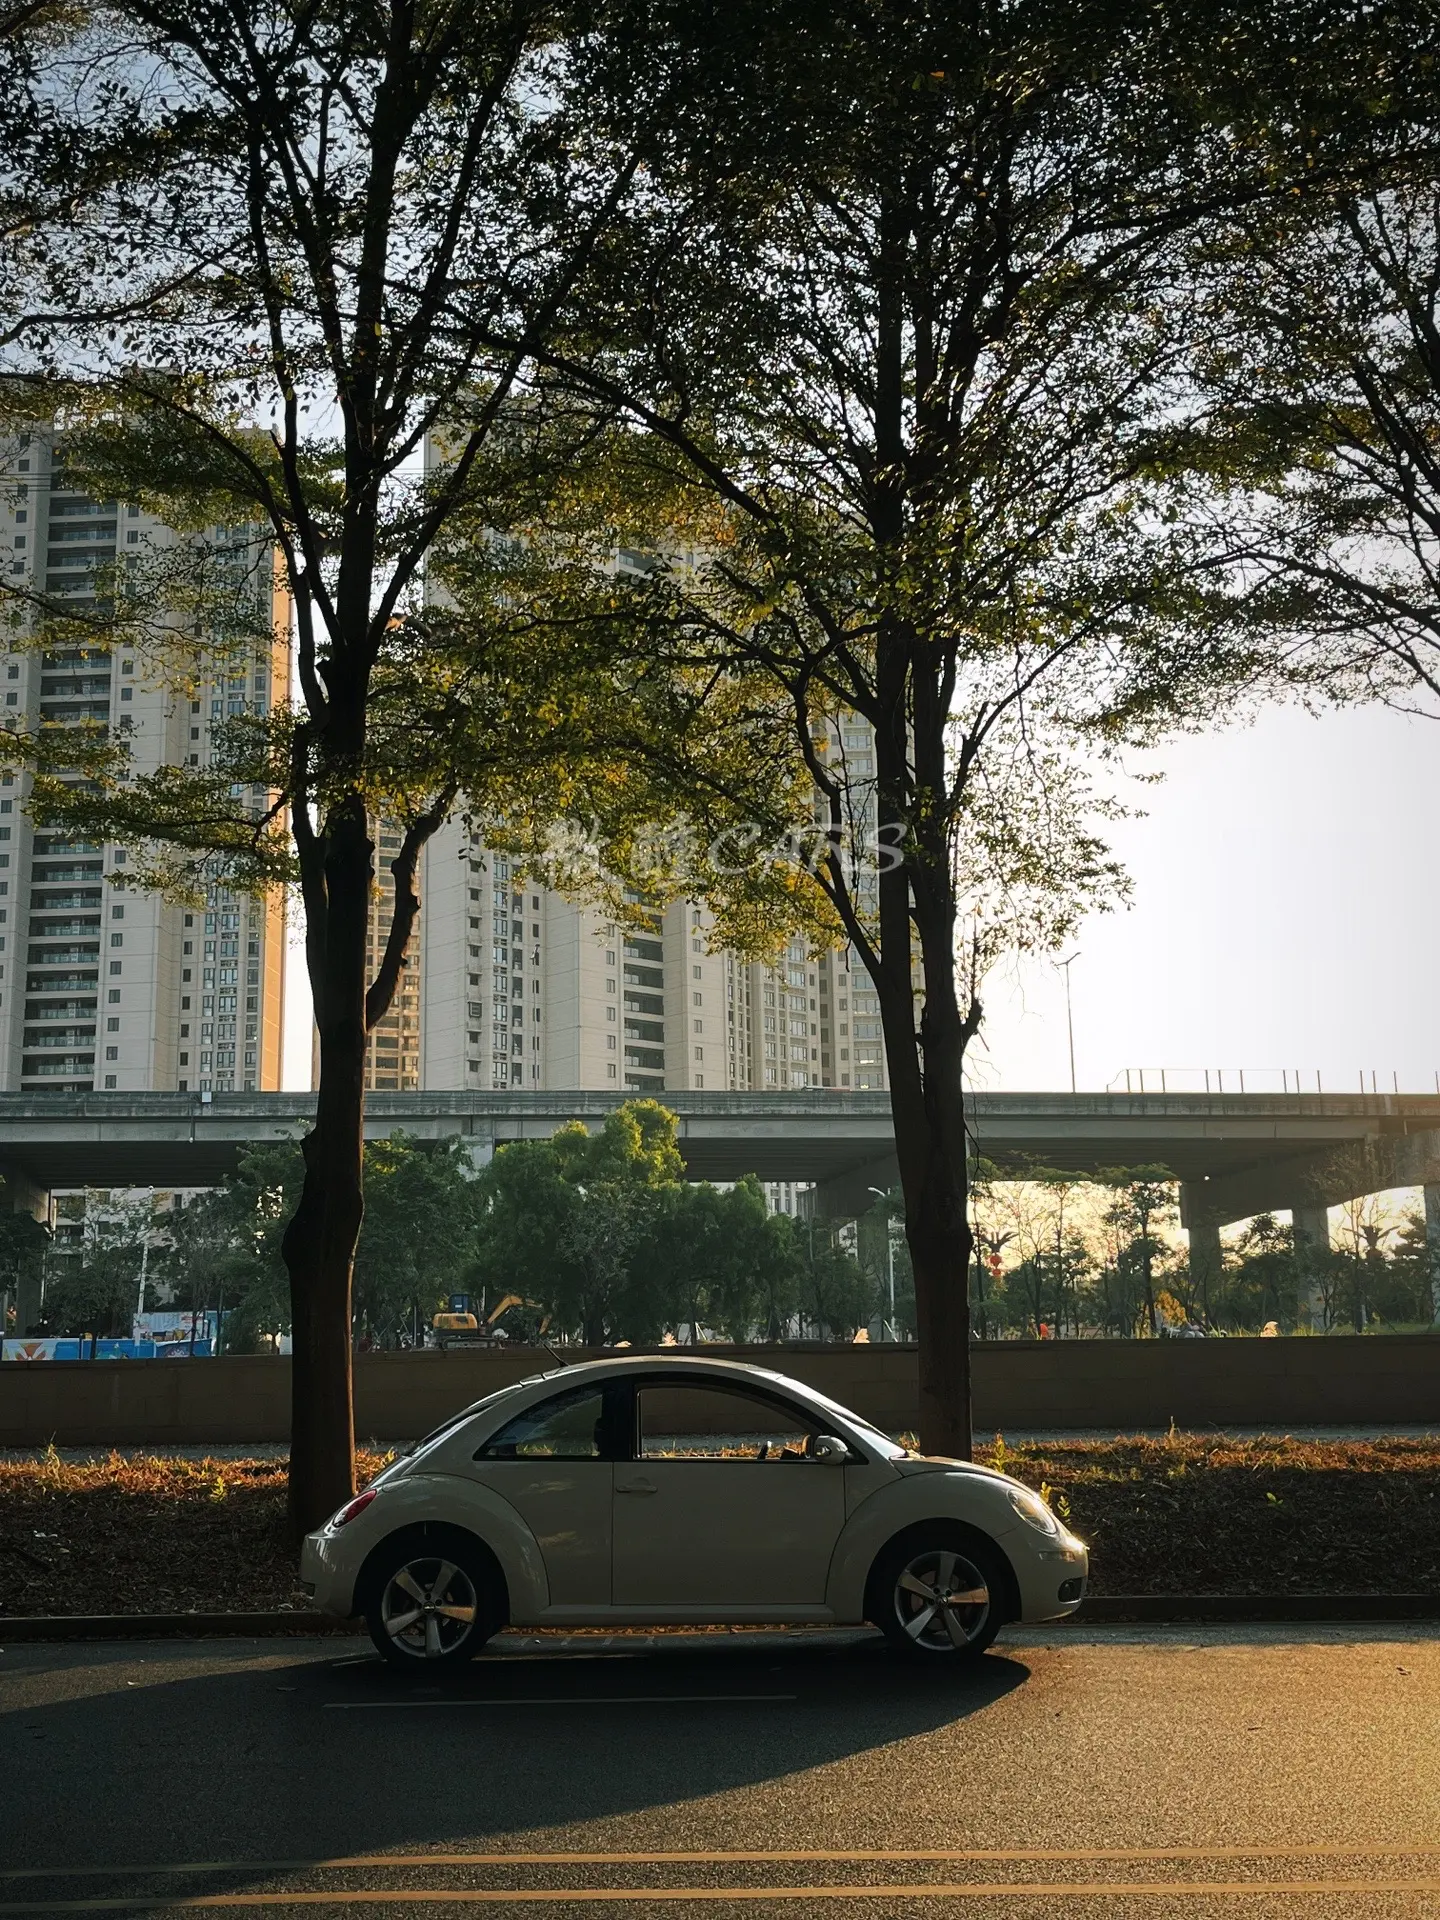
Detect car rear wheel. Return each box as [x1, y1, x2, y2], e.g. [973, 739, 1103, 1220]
[364, 1537, 502, 1669]
[872, 1530, 1007, 1660]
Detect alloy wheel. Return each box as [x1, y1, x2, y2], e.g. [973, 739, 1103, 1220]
[891, 1547, 990, 1652]
[379, 1556, 479, 1660]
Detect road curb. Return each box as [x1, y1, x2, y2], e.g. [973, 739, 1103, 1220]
[1070, 1594, 1440, 1623]
[0, 1611, 364, 1641]
[1, 1596, 1438, 1640]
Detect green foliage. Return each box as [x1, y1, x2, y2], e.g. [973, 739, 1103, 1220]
[168, 1134, 487, 1351]
[40, 1190, 159, 1338]
[352, 1137, 485, 1347]
[469, 1102, 833, 1345]
[780, 1217, 879, 1342]
[166, 1142, 304, 1352]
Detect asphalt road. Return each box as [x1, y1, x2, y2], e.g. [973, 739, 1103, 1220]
[2, 1625, 1439, 1917]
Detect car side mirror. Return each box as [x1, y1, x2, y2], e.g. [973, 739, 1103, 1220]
[812, 1434, 849, 1465]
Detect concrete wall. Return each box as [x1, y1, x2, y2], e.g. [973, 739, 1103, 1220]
[3, 1337, 1438, 1448]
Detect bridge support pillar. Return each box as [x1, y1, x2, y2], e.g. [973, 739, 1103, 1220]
[0, 1162, 51, 1223]
[0, 1164, 52, 1338]
[810, 1155, 901, 1222]
[460, 1138, 495, 1176]
[1181, 1183, 1223, 1317]
[1424, 1184, 1440, 1323]
[1291, 1205, 1331, 1329]
[14, 1267, 41, 1337]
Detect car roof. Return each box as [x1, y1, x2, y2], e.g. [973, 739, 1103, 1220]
[525, 1353, 829, 1394]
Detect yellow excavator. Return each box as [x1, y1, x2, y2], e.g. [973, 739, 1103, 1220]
[430, 1293, 551, 1349]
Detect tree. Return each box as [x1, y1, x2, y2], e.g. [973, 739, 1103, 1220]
[504, 0, 1375, 1451]
[642, 1174, 791, 1344]
[40, 1188, 161, 1338]
[1191, 153, 1440, 714]
[1099, 1167, 1179, 1336]
[0, 0, 695, 1530]
[168, 1132, 486, 1350]
[472, 1100, 683, 1345]
[352, 1136, 481, 1346]
[168, 1142, 302, 1353]
[783, 1217, 877, 1342]
[1222, 1212, 1299, 1331]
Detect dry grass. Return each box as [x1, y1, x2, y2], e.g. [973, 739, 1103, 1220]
[0, 1436, 1435, 1616]
[979, 1434, 1440, 1595]
[0, 1450, 391, 1618]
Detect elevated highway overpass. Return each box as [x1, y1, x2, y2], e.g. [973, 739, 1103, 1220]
[1, 1089, 1438, 1245]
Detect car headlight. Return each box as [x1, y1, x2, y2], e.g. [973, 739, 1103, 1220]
[1006, 1484, 1061, 1537]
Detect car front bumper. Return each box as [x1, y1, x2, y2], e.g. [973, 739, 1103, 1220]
[1009, 1527, 1089, 1622]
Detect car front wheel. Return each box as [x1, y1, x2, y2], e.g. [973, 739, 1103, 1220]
[364, 1536, 502, 1669]
[871, 1530, 1007, 1660]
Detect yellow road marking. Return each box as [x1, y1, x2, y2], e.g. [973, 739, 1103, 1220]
[5, 1846, 1440, 1881]
[6, 1881, 1440, 1909]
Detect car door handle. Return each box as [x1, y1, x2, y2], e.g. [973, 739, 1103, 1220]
[616, 1477, 657, 1495]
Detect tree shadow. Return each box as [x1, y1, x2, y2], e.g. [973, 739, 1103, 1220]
[2, 1630, 1030, 1889]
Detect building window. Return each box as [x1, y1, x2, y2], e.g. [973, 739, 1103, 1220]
[607, 1063, 617, 1079]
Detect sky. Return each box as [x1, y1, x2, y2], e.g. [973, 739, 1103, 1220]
[281, 698, 1440, 1096]
[972, 701, 1440, 1096]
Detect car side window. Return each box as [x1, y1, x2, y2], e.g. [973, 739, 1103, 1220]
[637, 1383, 824, 1461]
[476, 1384, 612, 1461]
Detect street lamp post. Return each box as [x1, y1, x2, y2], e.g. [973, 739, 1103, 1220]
[868, 1186, 896, 1341]
[1060, 953, 1081, 1094]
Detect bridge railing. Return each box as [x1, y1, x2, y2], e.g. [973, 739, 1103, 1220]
[1108, 1068, 1440, 1096]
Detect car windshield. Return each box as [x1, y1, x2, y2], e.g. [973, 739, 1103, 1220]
[786, 1382, 909, 1459]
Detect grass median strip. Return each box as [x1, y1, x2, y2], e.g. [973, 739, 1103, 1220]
[2, 1434, 1439, 1617]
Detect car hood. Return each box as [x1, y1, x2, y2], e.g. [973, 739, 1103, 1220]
[891, 1455, 1019, 1491]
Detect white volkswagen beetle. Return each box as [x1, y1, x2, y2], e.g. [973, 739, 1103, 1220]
[301, 1354, 1088, 1667]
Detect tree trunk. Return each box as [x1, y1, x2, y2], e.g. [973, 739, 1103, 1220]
[1141, 1247, 1158, 1337]
[282, 801, 372, 1538]
[880, 913, 975, 1458]
[893, 1050, 974, 1457]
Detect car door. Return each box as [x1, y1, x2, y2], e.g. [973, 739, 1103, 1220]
[470, 1380, 625, 1606]
[611, 1379, 847, 1610]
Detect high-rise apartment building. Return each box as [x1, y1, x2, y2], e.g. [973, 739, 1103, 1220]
[0, 427, 288, 1094]
[357, 808, 891, 1096]
[361, 440, 895, 1097]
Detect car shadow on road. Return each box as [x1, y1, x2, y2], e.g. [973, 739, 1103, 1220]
[2, 1631, 1031, 1879]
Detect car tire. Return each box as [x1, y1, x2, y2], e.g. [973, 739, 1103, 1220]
[362, 1530, 505, 1670]
[869, 1526, 1009, 1661]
